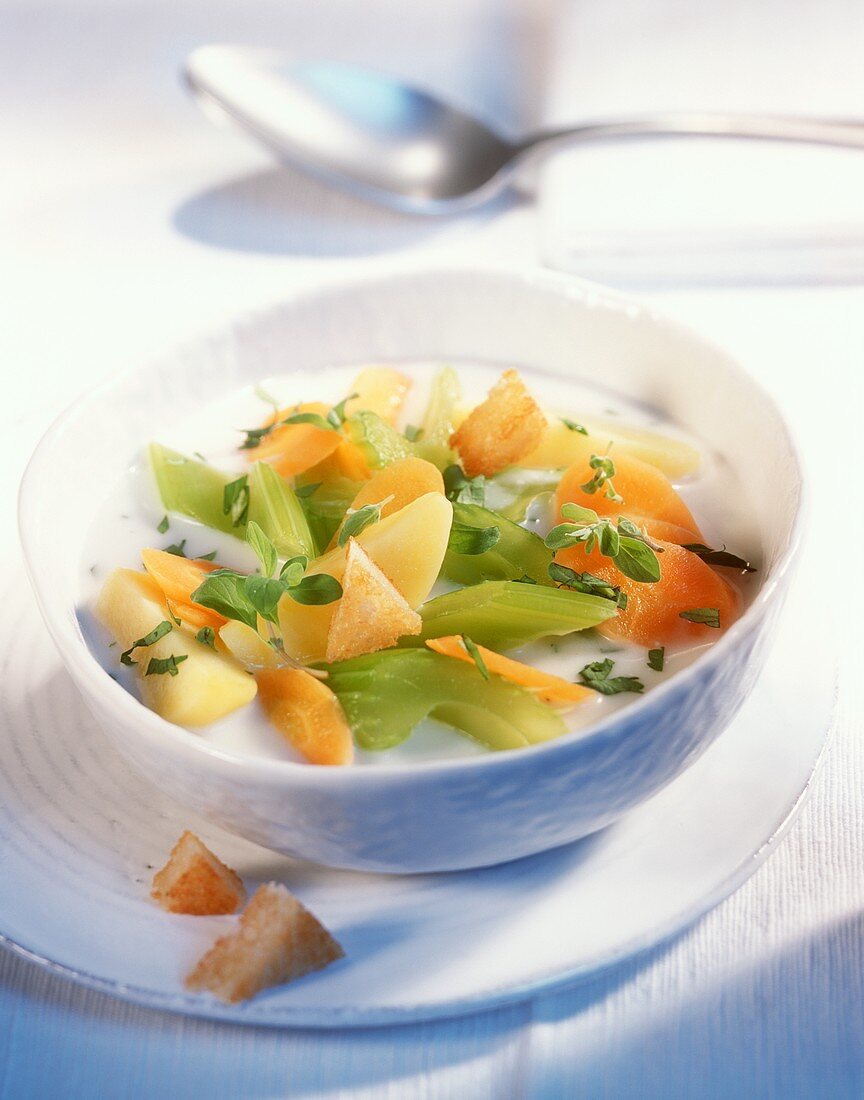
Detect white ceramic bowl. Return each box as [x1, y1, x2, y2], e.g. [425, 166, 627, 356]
[19, 267, 802, 873]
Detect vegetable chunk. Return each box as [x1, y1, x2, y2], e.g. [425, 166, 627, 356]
[329, 456, 444, 548]
[186, 882, 344, 1003]
[451, 370, 546, 477]
[151, 830, 246, 915]
[95, 568, 256, 726]
[256, 668, 354, 765]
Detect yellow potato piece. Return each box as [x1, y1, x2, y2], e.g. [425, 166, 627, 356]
[95, 569, 256, 726]
[345, 366, 411, 425]
[278, 492, 453, 663]
[522, 417, 700, 479]
[219, 620, 282, 671]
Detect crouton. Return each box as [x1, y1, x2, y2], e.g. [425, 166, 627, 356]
[151, 831, 246, 915]
[450, 369, 546, 477]
[185, 882, 344, 1003]
[325, 538, 421, 662]
[256, 667, 354, 766]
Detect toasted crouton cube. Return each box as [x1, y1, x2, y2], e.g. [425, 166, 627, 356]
[151, 831, 246, 916]
[185, 882, 344, 1003]
[325, 538, 421, 662]
[450, 369, 546, 477]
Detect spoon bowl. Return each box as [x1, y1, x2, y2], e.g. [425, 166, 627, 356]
[185, 46, 864, 214]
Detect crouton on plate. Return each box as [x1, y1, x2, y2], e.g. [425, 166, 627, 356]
[185, 882, 344, 1003]
[151, 831, 246, 916]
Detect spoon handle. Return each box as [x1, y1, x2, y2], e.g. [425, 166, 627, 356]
[518, 113, 864, 160]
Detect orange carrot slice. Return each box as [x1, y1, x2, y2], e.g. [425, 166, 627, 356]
[554, 451, 702, 539]
[328, 457, 444, 548]
[555, 539, 741, 647]
[245, 402, 342, 477]
[141, 548, 226, 629]
[426, 636, 592, 708]
[255, 668, 354, 765]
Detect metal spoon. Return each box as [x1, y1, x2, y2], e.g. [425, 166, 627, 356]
[185, 45, 864, 214]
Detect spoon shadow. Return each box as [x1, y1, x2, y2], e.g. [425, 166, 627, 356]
[173, 163, 521, 258]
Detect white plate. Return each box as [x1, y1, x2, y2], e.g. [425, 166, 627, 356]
[0, 571, 833, 1028]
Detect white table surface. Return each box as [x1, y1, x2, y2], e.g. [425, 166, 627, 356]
[2, 1, 864, 1096]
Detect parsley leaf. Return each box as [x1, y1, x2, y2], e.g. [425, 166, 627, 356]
[404, 424, 424, 442]
[279, 555, 309, 586]
[294, 481, 321, 499]
[164, 539, 187, 558]
[547, 563, 628, 608]
[196, 626, 216, 649]
[580, 453, 623, 503]
[679, 607, 721, 628]
[120, 621, 173, 666]
[245, 520, 278, 578]
[326, 393, 358, 430]
[280, 411, 335, 432]
[243, 575, 285, 624]
[157, 515, 169, 534]
[191, 572, 258, 629]
[286, 573, 343, 605]
[443, 464, 486, 506]
[338, 501, 386, 547]
[545, 506, 662, 584]
[145, 654, 188, 677]
[648, 647, 665, 671]
[448, 522, 501, 556]
[198, 550, 218, 562]
[683, 543, 756, 573]
[461, 635, 490, 680]
[223, 475, 250, 528]
[578, 658, 645, 696]
[561, 418, 588, 435]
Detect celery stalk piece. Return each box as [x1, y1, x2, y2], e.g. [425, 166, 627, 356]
[415, 366, 460, 469]
[443, 502, 553, 586]
[486, 468, 565, 521]
[247, 461, 316, 559]
[413, 580, 617, 650]
[326, 649, 565, 751]
[345, 410, 414, 469]
[148, 443, 242, 537]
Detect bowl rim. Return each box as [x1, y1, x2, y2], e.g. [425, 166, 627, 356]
[18, 263, 805, 784]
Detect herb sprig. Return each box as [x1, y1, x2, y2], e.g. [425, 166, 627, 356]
[580, 453, 622, 502]
[120, 621, 173, 666]
[561, 418, 588, 435]
[337, 497, 392, 548]
[545, 504, 662, 584]
[548, 562, 628, 609]
[239, 394, 357, 451]
[443, 464, 486, 507]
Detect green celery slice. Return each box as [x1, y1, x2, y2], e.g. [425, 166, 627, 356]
[148, 443, 242, 536]
[443, 502, 553, 586]
[414, 366, 459, 469]
[413, 580, 617, 649]
[486, 468, 564, 521]
[296, 476, 360, 550]
[247, 461, 315, 559]
[326, 649, 565, 751]
[345, 410, 414, 469]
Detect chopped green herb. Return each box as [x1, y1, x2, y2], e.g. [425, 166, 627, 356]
[164, 540, 187, 558]
[578, 658, 644, 696]
[683, 543, 756, 573]
[561, 418, 588, 435]
[648, 647, 665, 671]
[461, 635, 490, 680]
[545, 505, 662, 584]
[254, 383, 280, 409]
[404, 424, 424, 442]
[198, 550, 218, 562]
[145, 654, 188, 677]
[165, 602, 183, 626]
[448, 522, 501, 556]
[245, 520, 278, 578]
[294, 481, 321, 499]
[516, 574, 539, 585]
[196, 626, 216, 649]
[286, 573, 343, 605]
[679, 607, 721, 628]
[243, 575, 286, 624]
[580, 453, 623, 503]
[239, 425, 275, 451]
[547, 563, 628, 608]
[280, 411, 335, 432]
[192, 451, 207, 463]
[157, 515, 169, 534]
[338, 501, 387, 547]
[443, 464, 486, 506]
[327, 393, 358, 430]
[223, 475, 250, 528]
[120, 620, 173, 666]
